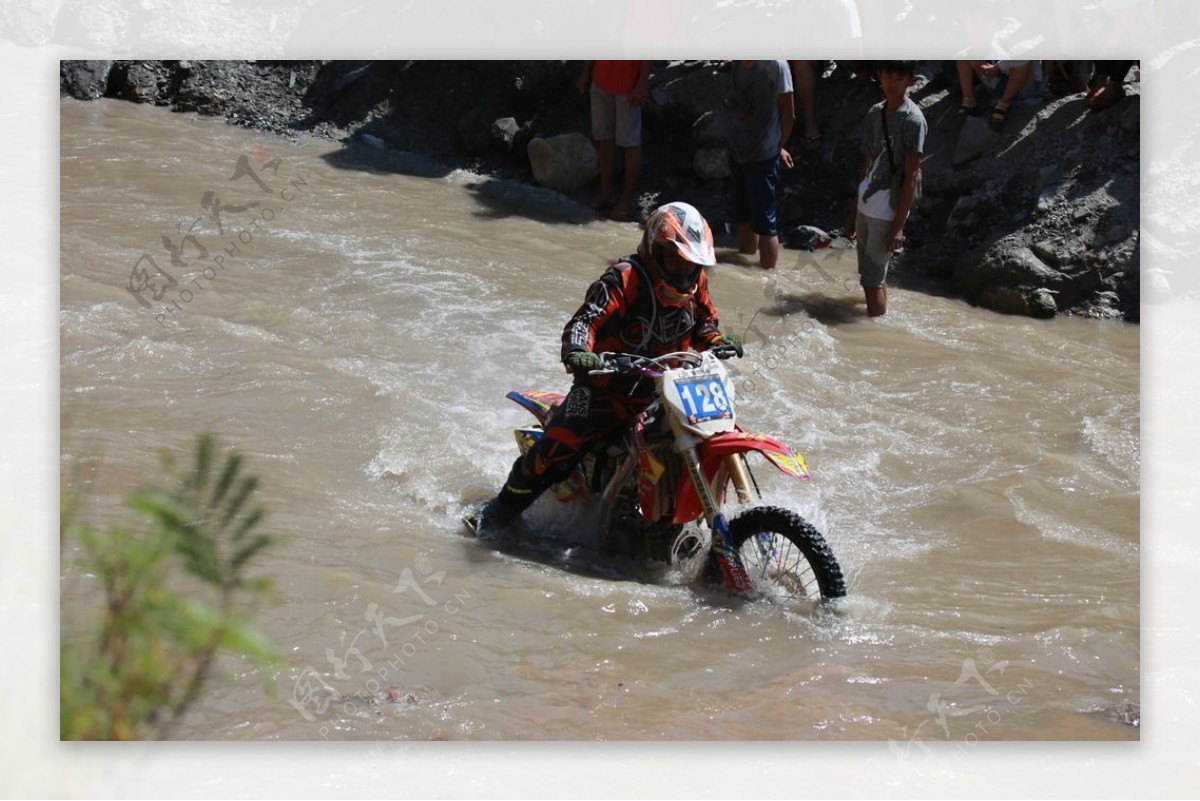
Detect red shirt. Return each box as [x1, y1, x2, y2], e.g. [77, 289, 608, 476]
[593, 61, 644, 96]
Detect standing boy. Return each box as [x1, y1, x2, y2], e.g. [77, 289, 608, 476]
[847, 60, 927, 317]
[577, 60, 651, 222]
[730, 60, 794, 270]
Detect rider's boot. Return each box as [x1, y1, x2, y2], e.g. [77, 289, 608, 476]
[463, 459, 545, 535]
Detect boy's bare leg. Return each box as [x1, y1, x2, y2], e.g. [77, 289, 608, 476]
[593, 138, 616, 208]
[759, 234, 780, 270]
[956, 60, 977, 110]
[738, 223, 759, 257]
[611, 145, 642, 219]
[865, 285, 888, 316]
[791, 60, 819, 144]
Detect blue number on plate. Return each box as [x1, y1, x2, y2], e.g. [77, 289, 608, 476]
[677, 376, 731, 421]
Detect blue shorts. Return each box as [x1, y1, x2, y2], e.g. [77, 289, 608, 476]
[730, 155, 780, 237]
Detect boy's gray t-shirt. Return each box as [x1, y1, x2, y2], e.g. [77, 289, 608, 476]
[731, 60, 794, 165]
[859, 96, 928, 204]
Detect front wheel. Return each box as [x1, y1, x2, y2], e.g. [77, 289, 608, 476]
[726, 506, 846, 601]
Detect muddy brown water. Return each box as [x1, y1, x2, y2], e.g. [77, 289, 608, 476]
[60, 99, 1138, 741]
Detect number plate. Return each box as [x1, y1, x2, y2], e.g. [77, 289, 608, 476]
[674, 373, 733, 423]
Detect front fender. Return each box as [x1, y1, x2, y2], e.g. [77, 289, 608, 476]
[700, 431, 811, 480]
[672, 431, 811, 523]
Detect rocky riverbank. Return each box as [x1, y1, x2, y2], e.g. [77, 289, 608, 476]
[61, 59, 1141, 320]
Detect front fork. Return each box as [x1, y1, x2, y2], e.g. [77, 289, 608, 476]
[677, 437, 756, 594]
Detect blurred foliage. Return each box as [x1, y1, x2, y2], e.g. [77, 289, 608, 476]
[61, 434, 280, 740]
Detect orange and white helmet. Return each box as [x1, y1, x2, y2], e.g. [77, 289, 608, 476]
[639, 201, 717, 269]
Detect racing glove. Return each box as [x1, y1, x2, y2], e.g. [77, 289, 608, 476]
[564, 350, 603, 373]
[709, 333, 744, 358]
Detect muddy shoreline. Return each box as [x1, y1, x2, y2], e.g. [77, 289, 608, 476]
[62, 59, 1141, 320]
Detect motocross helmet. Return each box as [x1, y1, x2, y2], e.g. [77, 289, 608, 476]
[638, 202, 716, 306]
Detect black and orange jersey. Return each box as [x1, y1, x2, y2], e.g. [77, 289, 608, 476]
[561, 254, 722, 363]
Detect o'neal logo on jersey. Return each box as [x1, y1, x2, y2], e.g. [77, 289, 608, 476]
[620, 306, 696, 351]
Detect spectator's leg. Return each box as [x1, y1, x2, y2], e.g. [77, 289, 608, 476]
[790, 60, 820, 148]
[865, 285, 888, 316]
[738, 224, 758, 257]
[1000, 62, 1033, 105]
[990, 62, 1033, 130]
[956, 60, 977, 112]
[589, 84, 618, 209]
[612, 145, 641, 221]
[754, 155, 782, 270]
[595, 138, 616, 209]
[759, 234, 781, 271]
[856, 212, 890, 316]
[610, 96, 642, 221]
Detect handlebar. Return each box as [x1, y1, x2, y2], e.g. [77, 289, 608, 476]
[587, 347, 741, 376]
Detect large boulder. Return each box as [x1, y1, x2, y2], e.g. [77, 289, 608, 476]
[526, 133, 598, 191]
[110, 61, 168, 104]
[692, 108, 732, 148]
[953, 116, 1001, 167]
[60, 60, 113, 100]
[693, 148, 730, 181]
[954, 242, 1066, 296]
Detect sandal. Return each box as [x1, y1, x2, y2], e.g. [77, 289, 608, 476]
[801, 133, 821, 151]
[988, 104, 1008, 131]
[957, 101, 978, 117]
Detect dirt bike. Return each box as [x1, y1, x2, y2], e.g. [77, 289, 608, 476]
[499, 347, 846, 603]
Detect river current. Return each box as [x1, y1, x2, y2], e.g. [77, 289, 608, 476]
[59, 98, 1138, 742]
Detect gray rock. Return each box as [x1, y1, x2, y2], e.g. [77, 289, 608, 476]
[1101, 223, 1133, 246]
[1098, 699, 1140, 728]
[978, 286, 1029, 316]
[117, 62, 164, 104]
[947, 196, 977, 230]
[1028, 288, 1059, 318]
[527, 134, 598, 191]
[953, 116, 1000, 166]
[491, 117, 520, 149]
[1119, 104, 1139, 134]
[693, 109, 732, 147]
[1082, 290, 1123, 319]
[1032, 239, 1079, 267]
[693, 148, 730, 181]
[955, 243, 1065, 297]
[60, 60, 113, 100]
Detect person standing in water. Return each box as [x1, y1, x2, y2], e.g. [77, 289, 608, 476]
[846, 60, 927, 317]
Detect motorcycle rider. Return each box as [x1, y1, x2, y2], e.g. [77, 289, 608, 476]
[466, 201, 743, 533]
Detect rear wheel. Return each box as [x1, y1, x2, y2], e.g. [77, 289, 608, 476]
[727, 506, 846, 601]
